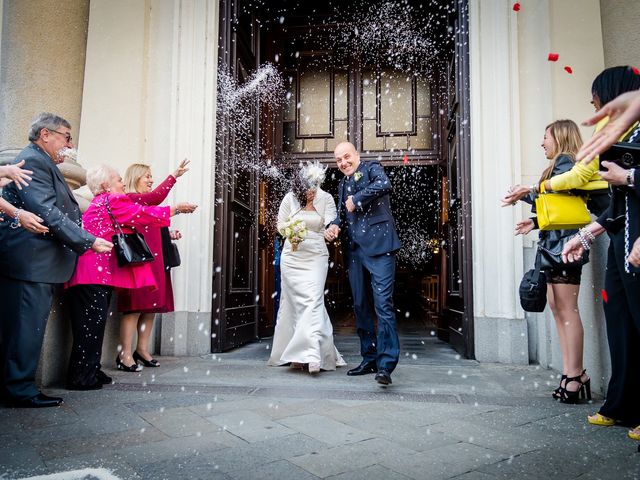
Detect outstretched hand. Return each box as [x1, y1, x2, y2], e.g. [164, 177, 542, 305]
[173, 158, 190, 178]
[514, 219, 534, 236]
[0, 160, 33, 190]
[577, 90, 640, 164]
[501, 185, 531, 206]
[91, 237, 114, 253]
[20, 211, 49, 234]
[562, 235, 584, 264]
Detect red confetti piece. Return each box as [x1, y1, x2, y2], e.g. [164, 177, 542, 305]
[548, 53, 559, 62]
[601, 289, 608, 303]
[403, 154, 409, 165]
[632, 67, 640, 75]
[564, 66, 573, 74]
[512, 2, 521, 11]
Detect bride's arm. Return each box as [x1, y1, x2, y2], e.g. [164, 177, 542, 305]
[322, 190, 337, 226]
[276, 193, 292, 235]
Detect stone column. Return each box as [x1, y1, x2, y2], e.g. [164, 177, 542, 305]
[0, 0, 91, 387]
[0, 0, 90, 163]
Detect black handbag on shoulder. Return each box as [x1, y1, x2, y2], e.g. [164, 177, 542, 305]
[161, 226, 181, 269]
[105, 197, 154, 267]
[519, 251, 547, 312]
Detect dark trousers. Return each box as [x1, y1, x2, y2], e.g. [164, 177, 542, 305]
[66, 284, 112, 387]
[0, 275, 55, 400]
[346, 245, 400, 372]
[600, 231, 640, 426]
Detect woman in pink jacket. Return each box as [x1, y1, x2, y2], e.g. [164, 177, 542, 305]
[65, 165, 191, 389]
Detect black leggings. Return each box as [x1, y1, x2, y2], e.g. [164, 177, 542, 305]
[66, 285, 113, 387]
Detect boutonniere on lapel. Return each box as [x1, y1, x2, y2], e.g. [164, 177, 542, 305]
[353, 172, 363, 182]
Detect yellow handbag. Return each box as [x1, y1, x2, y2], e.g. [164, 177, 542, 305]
[535, 183, 591, 230]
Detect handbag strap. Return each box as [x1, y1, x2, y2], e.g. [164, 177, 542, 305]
[104, 195, 125, 236]
[531, 249, 544, 285]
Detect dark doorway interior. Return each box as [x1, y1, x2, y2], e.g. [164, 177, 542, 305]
[216, 0, 473, 357]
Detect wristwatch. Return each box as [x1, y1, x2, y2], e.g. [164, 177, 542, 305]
[627, 168, 635, 187]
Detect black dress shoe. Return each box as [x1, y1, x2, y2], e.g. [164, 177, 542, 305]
[66, 382, 102, 391]
[375, 369, 392, 385]
[96, 370, 113, 385]
[9, 393, 63, 408]
[347, 361, 378, 376]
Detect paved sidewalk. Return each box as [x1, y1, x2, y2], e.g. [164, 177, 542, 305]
[1, 331, 638, 480]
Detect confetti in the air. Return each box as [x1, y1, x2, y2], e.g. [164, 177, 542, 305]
[512, 3, 521, 12]
[548, 53, 559, 62]
[564, 66, 573, 74]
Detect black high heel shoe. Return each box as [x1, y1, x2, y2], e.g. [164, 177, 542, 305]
[116, 355, 142, 372]
[558, 371, 591, 404]
[133, 351, 160, 368]
[552, 374, 567, 399]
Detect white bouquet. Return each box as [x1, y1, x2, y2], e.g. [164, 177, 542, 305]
[281, 218, 307, 251]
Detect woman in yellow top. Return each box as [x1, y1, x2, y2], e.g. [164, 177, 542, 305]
[504, 66, 640, 215]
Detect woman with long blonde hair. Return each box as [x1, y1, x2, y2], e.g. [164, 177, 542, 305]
[116, 160, 197, 371]
[504, 119, 590, 404]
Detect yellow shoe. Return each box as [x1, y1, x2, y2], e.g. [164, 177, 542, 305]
[629, 425, 640, 441]
[587, 413, 616, 426]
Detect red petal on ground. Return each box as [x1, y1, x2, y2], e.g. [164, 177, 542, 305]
[513, 2, 521, 11]
[564, 66, 573, 74]
[548, 53, 559, 62]
[601, 289, 608, 303]
[403, 154, 409, 165]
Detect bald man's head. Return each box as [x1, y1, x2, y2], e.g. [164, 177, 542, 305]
[334, 141, 360, 176]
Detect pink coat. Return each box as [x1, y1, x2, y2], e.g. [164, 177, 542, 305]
[66, 192, 170, 289]
[118, 175, 177, 313]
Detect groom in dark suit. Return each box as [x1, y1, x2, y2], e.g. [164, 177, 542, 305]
[0, 113, 113, 407]
[325, 141, 401, 385]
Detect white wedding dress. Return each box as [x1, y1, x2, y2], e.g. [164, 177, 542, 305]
[268, 190, 346, 371]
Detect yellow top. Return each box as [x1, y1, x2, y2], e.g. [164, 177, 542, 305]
[548, 118, 639, 192]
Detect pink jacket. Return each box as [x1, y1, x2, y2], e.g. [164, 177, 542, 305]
[66, 192, 170, 289]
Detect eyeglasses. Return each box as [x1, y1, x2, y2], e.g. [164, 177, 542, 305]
[47, 129, 72, 142]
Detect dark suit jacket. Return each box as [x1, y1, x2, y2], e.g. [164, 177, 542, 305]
[0, 143, 95, 283]
[331, 160, 401, 256]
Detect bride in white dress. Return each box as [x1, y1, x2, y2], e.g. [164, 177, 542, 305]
[268, 162, 346, 374]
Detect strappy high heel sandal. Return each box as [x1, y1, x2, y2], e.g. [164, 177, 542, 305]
[552, 374, 567, 399]
[558, 372, 591, 404]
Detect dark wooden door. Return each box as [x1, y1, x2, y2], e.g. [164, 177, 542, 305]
[212, 0, 260, 352]
[442, 1, 474, 358]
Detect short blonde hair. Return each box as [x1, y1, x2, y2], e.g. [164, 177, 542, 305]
[86, 165, 118, 195]
[124, 163, 151, 193]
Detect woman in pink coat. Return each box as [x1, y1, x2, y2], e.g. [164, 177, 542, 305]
[65, 165, 191, 389]
[117, 160, 196, 370]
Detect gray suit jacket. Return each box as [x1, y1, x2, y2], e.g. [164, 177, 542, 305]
[0, 143, 95, 283]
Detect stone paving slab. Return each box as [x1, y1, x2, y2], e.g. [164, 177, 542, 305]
[205, 410, 295, 443]
[2, 335, 639, 480]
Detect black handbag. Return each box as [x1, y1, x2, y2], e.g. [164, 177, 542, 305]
[538, 231, 589, 271]
[161, 226, 181, 269]
[105, 197, 154, 267]
[599, 141, 640, 171]
[519, 251, 547, 312]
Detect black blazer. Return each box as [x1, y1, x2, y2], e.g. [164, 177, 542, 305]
[0, 143, 95, 283]
[331, 160, 401, 256]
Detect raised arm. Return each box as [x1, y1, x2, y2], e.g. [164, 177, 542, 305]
[351, 161, 392, 210]
[108, 194, 171, 229]
[127, 175, 177, 206]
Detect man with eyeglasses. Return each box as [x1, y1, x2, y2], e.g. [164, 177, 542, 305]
[0, 112, 113, 408]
